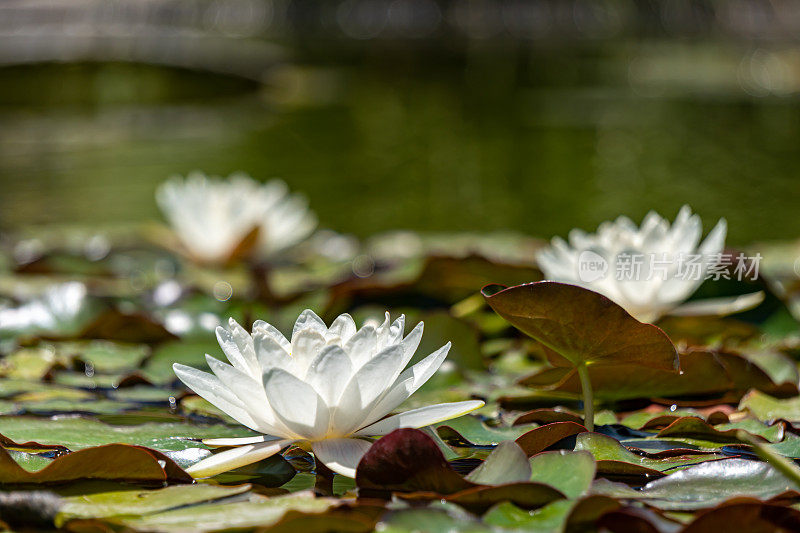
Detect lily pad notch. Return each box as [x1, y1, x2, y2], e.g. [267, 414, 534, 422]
[482, 281, 680, 430]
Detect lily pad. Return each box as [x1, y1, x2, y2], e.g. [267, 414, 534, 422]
[0, 444, 190, 484]
[481, 282, 678, 370]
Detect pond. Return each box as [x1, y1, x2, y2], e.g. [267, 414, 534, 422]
[0, 43, 798, 245]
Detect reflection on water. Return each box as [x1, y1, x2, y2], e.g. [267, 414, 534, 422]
[0, 48, 798, 245]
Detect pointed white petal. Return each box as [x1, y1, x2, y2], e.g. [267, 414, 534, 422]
[401, 322, 424, 362]
[330, 376, 366, 435]
[173, 363, 267, 433]
[305, 345, 353, 406]
[670, 291, 765, 317]
[204, 354, 281, 429]
[354, 400, 485, 436]
[252, 320, 291, 353]
[186, 439, 291, 478]
[404, 342, 451, 390]
[290, 328, 327, 377]
[698, 218, 727, 256]
[465, 441, 531, 485]
[328, 314, 357, 343]
[215, 320, 259, 378]
[263, 368, 329, 439]
[253, 328, 291, 371]
[203, 435, 282, 447]
[347, 344, 406, 409]
[344, 325, 377, 369]
[355, 375, 415, 430]
[292, 309, 327, 339]
[311, 438, 372, 478]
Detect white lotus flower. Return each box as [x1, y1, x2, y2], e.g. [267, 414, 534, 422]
[173, 310, 484, 478]
[156, 172, 317, 264]
[536, 205, 764, 323]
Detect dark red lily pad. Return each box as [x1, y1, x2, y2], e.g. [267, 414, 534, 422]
[355, 428, 472, 494]
[482, 282, 678, 370]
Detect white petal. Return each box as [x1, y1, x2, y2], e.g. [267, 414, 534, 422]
[215, 320, 259, 378]
[311, 438, 372, 478]
[344, 325, 377, 369]
[354, 400, 485, 436]
[173, 363, 268, 433]
[465, 441, 531, 485]
[328, 314, 357, 343]
[403, 342, 451, 390]
[330, 376, 366, 436]
[263, 368, 329, 439]
[292, 309, 327, 339]
[204, 354, 280, 430]
[186, 439, 291, 478]
[290, 328, 327, 377]
[305, 345, 353, 406]
[346, 344, 406, 409]
[253, 329, 291, 371]
[698, 218, 727, 256]
[387, 315, 405, 346]
[401, 321, 424, 362]
[203, 435, 282, 446]
[252, 320, 291, 353]
[354, 376, 415, 430]
[670, 291, 765, 317]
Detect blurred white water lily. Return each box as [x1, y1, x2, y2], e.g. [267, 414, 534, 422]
[0, 282, 89, 336]
[173, 310, 484, 478]
[156, 172, 316, 264]
[536, 206, 764, 323]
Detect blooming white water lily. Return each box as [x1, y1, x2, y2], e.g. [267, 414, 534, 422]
[0, 282, 89, 336]
[173, 310, 484, 478]
[156, 172, 317, 264]
[536, 205, 764, 323]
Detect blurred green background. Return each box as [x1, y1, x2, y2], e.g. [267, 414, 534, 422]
[0, 0, 799, 245]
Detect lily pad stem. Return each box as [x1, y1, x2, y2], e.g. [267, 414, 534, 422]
[314, 460, 335, 497]
[577, 363, 594, 431]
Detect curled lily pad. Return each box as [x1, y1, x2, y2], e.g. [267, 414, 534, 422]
[574, 432, 723, 479]
[483, 282, 678, 429]
[481, 282, 678, 370]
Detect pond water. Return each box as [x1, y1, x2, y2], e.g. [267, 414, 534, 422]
[0, 43, 798, 245]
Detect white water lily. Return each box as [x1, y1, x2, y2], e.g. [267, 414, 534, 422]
[156, 172, 316, 263]
[0, 282, 89, 336]
[173, 310, 484, 478]
[536, 205, 763, 323]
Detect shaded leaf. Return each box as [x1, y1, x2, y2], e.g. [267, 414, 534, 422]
[482, 282, 678, 370]
[515, 422, 586, 457]
[0, 444, 191, 484]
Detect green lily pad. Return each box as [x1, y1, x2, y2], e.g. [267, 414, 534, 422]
[740, 389, 800, 422]
[111, 491, 333, 532]
[594, 458, 798, 510]
[574, 432, 722, 476]
[436, 415, 538, 446]
[58, 483, 252, 521]
[529, 450, 596, 499]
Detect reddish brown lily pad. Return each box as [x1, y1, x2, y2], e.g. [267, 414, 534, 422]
[482, 282, 678, 370]
[515, 422, 586, 457]
[0, 444, 191, 484]
[355, 428, 472, 494]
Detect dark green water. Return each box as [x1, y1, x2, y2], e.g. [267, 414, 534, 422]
[0, 45, 798, 245]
